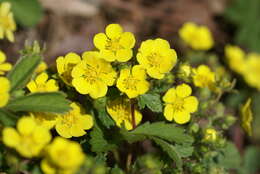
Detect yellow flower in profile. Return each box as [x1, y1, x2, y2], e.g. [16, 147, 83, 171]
[27, 72, 59, 92]
[0, 2, 16, 42]
[0, 77, 10, 107]
[0, 51, 12, 75]
[106, 97, 142, 130]
[56, 52, 81, 85]
[192, 65, 215, 88]
[30, 112, 58, 130]
[179, 22, 214, 50]
[55, 102, 94, 138]
[240, 98, 253, 136]
[72, 51, 117, 98]
[116, 65, 149, 98]
[204, 128, 217, 142]
[225, 45, 246, 74]
[41, 137, 85, 174]
[2, 117, 52, 158]
[137, 38, 177, 79]
[243, 53, 260, 90]
[94, 23, 135, 62]
[35, 61, 48, 74]
[163, 84, 198, 124]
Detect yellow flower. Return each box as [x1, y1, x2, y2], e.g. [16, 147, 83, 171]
[2, 117, 52, 158]
[56, 52, 81, 85]
[0, 50, 12, 75]
[137, 38, 177, 79]
[27, 72, 59, 92]
[72, 51, 117, 98]
[30, 112, 58, 130]
[94, 23, 135, 62]
[116, 65, 149, 98]
[0, 76, 10, 107]
[179, 22, 214, 50]
[163, 84, 198, 124]
[240, 98, 253, 136]
[204, 128, 217, 142]
[243, 53, 260, 90]
[106, 97, 142, 130]
[225, 45, 246, 74]
[41, 137, 85, 174]
[55, 102, 94, 138]
[192, 65, 215, 88]
[179, 64, 191, 78]
[0, 2, 16, 42]
[35, 61, 48, 74]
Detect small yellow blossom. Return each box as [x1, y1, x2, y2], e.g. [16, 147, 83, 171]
[0, 2, 16, 42]
[2, 117, 51, 158]
[72, 51, 117, 98]
[0, 76, 10, 107]
[55, 102, 94, 138]
[41, 137, 85, 174]
[240, 98, 253, 136]
[180, 64, 191, 77]
[179, 22, 214, 50]
[225, 45, 246, 74]
[137, 38, 177, 79]
[163, 84, 198, 124]
[192, 65, 215, 88]
[35, 61, 48, 74]
[0, 50, 12, 75]
[27, 72, 59, 92]
[243, 53, 260, 90]
[56, 52, 81, 85]
[116, 65, 149, 98]
[204, 128, 217, 142]
[94, 23, 135, 62]
[106, 97, 142, 130]
[30, 112, 58, 130]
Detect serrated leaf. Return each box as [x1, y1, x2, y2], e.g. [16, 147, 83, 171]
[2, 0, 43, 27]
[93, 97, 115, 128]
[130, 122, 194, 144]
[152, 137, 182, 168]
[6, 92, 71, 113]
[174, 144, 194, 158]
[0, 109, 18, 126]
[138, 93, 163, 112]
[89, 123, 117, 153]
[119, 128, 146, 144]
[7, 53, 41, 92]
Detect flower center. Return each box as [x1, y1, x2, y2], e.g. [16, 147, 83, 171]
[110, 99, 132, 122]
[106, 38, 122, 52]
[172, 97, 185, 112]
[62, 63, 75, 84]
[83, 64, 100, 84]
[61, 113, 77, 128]
[122, 76, 139, 91]
[146, 53, 161, 68]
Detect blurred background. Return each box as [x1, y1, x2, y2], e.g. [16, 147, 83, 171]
[1, 0, 260, 160]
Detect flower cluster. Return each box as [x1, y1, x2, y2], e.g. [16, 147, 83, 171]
[225, 45, 260, 90]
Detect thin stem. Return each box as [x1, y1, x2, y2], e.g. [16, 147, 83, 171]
[131, 99, 136, 129]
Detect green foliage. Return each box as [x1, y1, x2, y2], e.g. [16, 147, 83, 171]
[0, 109, 17, 126]
[138, 93, 163, 112]
[240, 146, 260, 174]
[7, 53, 42, 93]
[6, 92, 71, 113]
[2, 0, 43, 27]
[225, 0, 260, 52]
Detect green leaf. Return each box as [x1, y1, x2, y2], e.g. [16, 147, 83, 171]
[7, 53, 42, 92]
[89, 123, 117, 153]
[130, 122, 194, 144]
[6, 92, 71, 113]
[93, 97, 115, 128]
[2, 0, 43, 27]
[0, 109, 18, 126]
[118, 128, 146, 144]
[240, 146, 260, 174]
[138, 93, 163, 112]
[174, 144, 194, 158]
[152, 137, 182, 168]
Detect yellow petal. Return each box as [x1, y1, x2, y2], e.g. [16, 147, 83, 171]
[147, 68, 164, 79]
[36, 72, 48, 84]
[0, 77, 10, 93]
[55, 123, 72, 138]
[6, 30, 14, 42]
[119, 32, 135, 48]
[93, 33, 108, 50]
[176, 84, 192, 98]
[163, 88, 176, 103]
[89, 81, 108, 99]
[56, 56, 65, 74]
[184, 96, 198, 113]
[173, 111, 191, 124]
[0, 92, 9, 107]
[0, 51, 6, 63]
[2, 127, 20, 147]
[70, 125, 86, 137]
[27, 81, 37, 93]
[65, 52, 81, 64]
[105, 24, 123, 39]
[33, 127, 51, 144]
[45, 79, 59, 92]
[72, 77, 91, 94]
[41, 159, 56, 174]
[80, 114, 94, 130]
[17, 117, 36, 135]
[132, 65, 146, 79]
[0, 2, 11, 16]
[116, 49, 133, 62]
[164, 104, 174, 121]
[99, 49, 116, 62]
